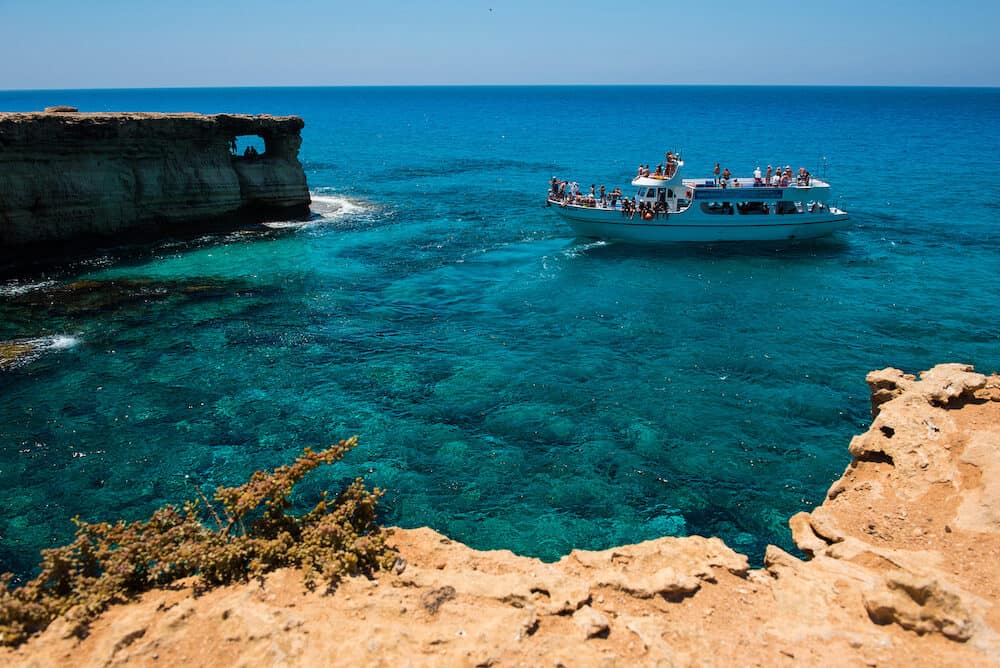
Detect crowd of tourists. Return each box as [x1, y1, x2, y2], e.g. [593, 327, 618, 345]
[635, 151, 680, 179]
[712, 163, 812, 188]
[547, 177, 674, 220]
[548, 178, 624, 209]
[547, 153, 816, 216]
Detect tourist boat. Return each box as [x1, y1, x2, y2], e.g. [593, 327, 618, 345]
[547, 157, 850, 243]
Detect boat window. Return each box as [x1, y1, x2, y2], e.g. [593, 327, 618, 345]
[667, 189, 674, 198]
[646, 188, 656, 198]
[775, 201, 800, 215]
[736, 201, 770, 215]
[700, 202, 734, 215]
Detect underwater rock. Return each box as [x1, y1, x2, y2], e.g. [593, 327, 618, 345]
[0, 340, 35, 370]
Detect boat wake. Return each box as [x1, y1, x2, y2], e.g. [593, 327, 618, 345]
[562, 239, 610, 257]
[262, 193, 370, 229]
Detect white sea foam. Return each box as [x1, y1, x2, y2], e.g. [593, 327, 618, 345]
[262, 193, 369, 229]
[42, 335, 80, 351]
[0, 279, 58, 297]
[562, 239, 608, 257]
[1, 334, 80, 370]
[311, 193, 367, 218]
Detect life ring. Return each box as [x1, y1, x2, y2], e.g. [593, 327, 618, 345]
[643, 212, 654, 221]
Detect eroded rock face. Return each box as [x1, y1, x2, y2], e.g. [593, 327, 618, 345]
[4, 364, 999, 667]
[0, 111, 310, 255]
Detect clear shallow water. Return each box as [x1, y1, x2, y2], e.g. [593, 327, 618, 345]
[1, 86, 998, 575]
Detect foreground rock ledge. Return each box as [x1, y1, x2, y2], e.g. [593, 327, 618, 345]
[0, 110, 310, 257]
[4, 363, 999, 667]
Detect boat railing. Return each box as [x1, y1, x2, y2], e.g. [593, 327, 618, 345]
[686, 178, 826, 190]
[549, 196, 622, 211]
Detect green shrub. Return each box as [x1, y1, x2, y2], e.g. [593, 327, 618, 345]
[0, 436, 396, 647]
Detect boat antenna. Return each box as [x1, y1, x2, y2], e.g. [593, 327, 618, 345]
[819, 155, 828, 180]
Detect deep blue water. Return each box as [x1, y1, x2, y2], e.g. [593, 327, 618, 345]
[1, 86, 998, 576]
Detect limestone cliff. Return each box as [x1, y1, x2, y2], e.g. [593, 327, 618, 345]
[3, 364, 999, 667]
[0, 110, 310, 256]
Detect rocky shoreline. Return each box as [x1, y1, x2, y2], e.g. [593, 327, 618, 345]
[0, 109, 310, 270]
[3, 363, 999, 667]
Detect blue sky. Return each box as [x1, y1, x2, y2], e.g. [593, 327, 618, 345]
[1, 0, 997, 89]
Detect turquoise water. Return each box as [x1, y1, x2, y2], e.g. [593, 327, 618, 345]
[1, 87, 998, 576]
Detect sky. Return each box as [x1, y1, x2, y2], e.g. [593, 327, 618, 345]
[1, 0, 997, 89]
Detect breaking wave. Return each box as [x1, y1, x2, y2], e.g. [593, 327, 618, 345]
[1, 335, 80, 371]
[0, 279, 59, 297]
[262, 193, 369, 229]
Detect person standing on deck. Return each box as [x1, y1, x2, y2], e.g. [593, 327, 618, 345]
[713, 163, 721, 185]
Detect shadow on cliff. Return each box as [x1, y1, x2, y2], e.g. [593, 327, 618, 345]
[0, 217, 300, 281]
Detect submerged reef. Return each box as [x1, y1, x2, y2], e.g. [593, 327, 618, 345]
[2, 363, 999, 666]
[0, 109, 310, 266]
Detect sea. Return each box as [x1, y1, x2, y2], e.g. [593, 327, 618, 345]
[1, 86, 998, 577]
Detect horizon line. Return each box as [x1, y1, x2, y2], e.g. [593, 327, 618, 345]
[2, 83, 999, 93]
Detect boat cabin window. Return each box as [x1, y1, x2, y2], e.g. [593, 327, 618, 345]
[775, 201, 802, 215]
[700, 202, 734, 215]
[736, 201, 770, 215]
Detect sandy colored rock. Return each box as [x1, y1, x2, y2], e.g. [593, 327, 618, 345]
[4, 363, 1000, 667]
[918, 364, 987, 406]
[865, 571, 975, 641]
[955, 431, 1000, 532]
[866, 366, 915, 417]
[572, 605, 609, 639]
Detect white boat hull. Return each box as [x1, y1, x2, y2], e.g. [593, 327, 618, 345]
[550, 203, 850, 244]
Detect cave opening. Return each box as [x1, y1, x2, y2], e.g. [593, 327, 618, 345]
[230, 134, 266, 159]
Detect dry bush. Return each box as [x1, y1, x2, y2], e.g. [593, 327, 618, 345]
[0, 436, 396, 647]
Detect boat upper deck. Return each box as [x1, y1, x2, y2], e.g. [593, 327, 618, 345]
[678, 177, 831, 201]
